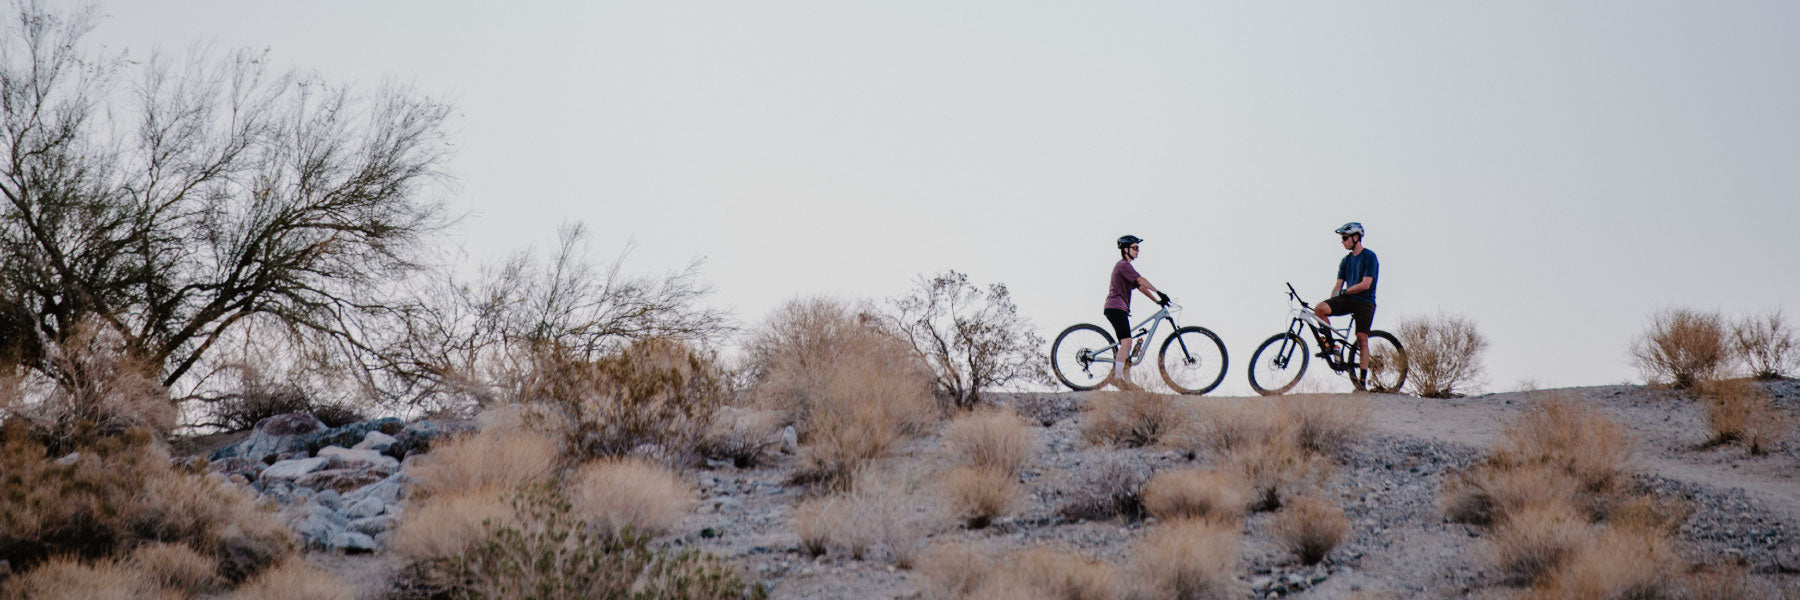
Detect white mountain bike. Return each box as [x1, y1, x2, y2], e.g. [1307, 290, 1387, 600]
[1049, 299, 1228, 394]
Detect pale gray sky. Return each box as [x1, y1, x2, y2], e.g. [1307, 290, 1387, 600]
[92, 1, 1800, 394]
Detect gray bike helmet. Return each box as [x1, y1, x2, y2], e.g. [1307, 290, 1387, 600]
[1117, 235, 1144, 249]
[1334, 222, 1364, 237]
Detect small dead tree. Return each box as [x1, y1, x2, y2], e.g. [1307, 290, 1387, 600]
[1732, 309, 1797, 380]
[1396, 312, 1490, 398]
[1630, 308, 1729, 388]
[0, 2, 452, 400]
[884, 271, 1048, 409]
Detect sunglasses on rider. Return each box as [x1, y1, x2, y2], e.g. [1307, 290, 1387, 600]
[1340, 235, 1355, 241]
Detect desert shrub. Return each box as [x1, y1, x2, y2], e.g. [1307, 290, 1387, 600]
[1129, 517, 1244, 600]
[921, 544, 1121, 600]
[1274, 394, 1371, 457]
[391, 491, 515, 572]
[1488, 501, 1591, 584]
[0, 423, 292, 583]
[1537, 526, 1680, 599]
[406, 426, 561, 499]
[126, 542, 222, 595]
[749, 299, 937, 490]
[697, 407, 781, 468]
[943, 466, 1020, 529]
[882, 270, 1050, 408]
[1142, 469, 1249, 523]
[1, 322, 174, 452]
[1271, 495, 1350, 565]
[1171, 402, 1288, 460]
[567, 458, 696, 541]
[1395, 312, 1490, 398]
[1599, 494, 1691, 535]
[1732, 309, 1798, 380]
[1494, 393, 1634, 492]
[918, 542, 996, 600]
[1698, 379, 1789, 454]
[451, 482, 755, 600]
[1631, 308, 1730, 388]
[1222, 438, 1331, 512]
[517, 337, 728, 465]
[944, 407, 1038, 475]
[1007, 547, 1121, 600]
[0, 555, 150, 600]
[792, 472, 939, 565]
[1681, 563, 1776, 600]
[1440, 462, 1583, 526]
[226, 558, 356, 600]
[1080, 390, 1187, 448]
[1059, 458, 1146, 522]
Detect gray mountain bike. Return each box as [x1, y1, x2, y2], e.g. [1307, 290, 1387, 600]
[1247, 283, 1407, 395]
[1050, 299, 1228, 394]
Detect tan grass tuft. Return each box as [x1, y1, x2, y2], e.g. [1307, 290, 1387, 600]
[1488, 501, 1591, 584]
[1171, 402, 1289, 460]
[1395, 312, 1490, 398]
[0, 556, 151, 600]
[786, 324, 939, 490]
[918, 541, 996, 600]
[1222, 438, 1331, 512]
[1682, 562, 1776, 600]
[390, 491, 513, 563]
[944, 407, 1038, 475]
[406, 426, 560, 498]
[1058, 458, 1147, 522]
[1271, 495, 1350, 565]
[1602, 494, 1692, 535]
[1495, 393, 1634, 492]
[124, 542, 221, 595]
[1080, 390, 1188, 448]
[226, 558, 356, 600]
[1274, 394, 1371, 456]
[1440, 462, 1583, 526]
[1142, 469, 1249, 523]
[1537, 526, 1681, 599]
[1631, 307, 1730, 388]
[1007, 547, 1122, 600]
[942, 465, 1020, 529]
[1129, 517, 1244, 600]
[566, 457, 695, 540]
[792, 472, 940, 565]
[1698, 379, 1789, 454]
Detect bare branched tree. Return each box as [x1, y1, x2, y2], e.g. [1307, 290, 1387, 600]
[0, 2, 452, 393]
[360, 223, 733, 409]
[883, 270, 1048, 409]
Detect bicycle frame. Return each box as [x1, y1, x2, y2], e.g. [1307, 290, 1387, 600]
[1081, 303, 1180, 367]
[1270, 285, 1360, 372]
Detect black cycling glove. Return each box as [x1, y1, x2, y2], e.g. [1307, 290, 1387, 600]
[1156, 291, 1171, 306]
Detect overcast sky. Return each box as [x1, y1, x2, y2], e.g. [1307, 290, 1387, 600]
[90, 1, 1800, 394]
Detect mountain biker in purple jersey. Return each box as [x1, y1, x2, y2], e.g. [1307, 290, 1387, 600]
[1314, 222, 1379, 371]
[1105, 235, 1169, 390]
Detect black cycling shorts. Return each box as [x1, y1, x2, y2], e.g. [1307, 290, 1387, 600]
[1103, 308, 1131, 340]
[1320, 297, 1376, 334]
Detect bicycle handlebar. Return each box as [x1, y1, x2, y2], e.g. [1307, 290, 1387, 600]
[1284, 282, 1311, 310]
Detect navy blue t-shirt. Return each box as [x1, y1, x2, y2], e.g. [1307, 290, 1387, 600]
[1336, 249, 1379, 305]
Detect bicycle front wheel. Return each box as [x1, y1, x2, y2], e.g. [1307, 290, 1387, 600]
[1353, 330, 1408, 393]
[1158, 326, 1228, 395]
[1051, 323, 1116, 391]
[1248, 332, 1309, 396]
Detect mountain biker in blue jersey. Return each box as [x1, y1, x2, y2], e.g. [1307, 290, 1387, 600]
[1105, 235, 1169, 390]
[1314, 222, 1379, 371]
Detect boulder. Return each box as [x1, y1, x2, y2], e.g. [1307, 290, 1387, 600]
[349, 515, 400, 536]
[209, 457, 266, 482]
[296, 468, 388, 493]
[332, 531, 379, 554]
[386, 420, 463, 459]
[343, 495, 388, 520]
[353, 431, 398, 453]
[317, 447, 400, 474]
[303, 418, 405, 454]
[344, 472, 407, 506]
[213, 413, 328, 462]
[261, 456, 339, 482]
[312, 489, 344, 511]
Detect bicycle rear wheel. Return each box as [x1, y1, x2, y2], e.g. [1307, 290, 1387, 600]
[1051, 323, 1116, 391]
[1158, 326, 1228, 395]
[1248, 332, 1309, 396]
[1352, 330, 1408, 393]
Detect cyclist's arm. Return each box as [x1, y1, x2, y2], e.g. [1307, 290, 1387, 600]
[1343, 276, 1374, 295]
[1328, 279, 1345, 298]
[1135, 277, 1160, 300]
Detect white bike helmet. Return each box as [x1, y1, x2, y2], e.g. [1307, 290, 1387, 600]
[1334, 222, 1365, 237]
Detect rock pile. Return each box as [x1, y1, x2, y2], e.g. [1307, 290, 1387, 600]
[202, 412, 463, 553]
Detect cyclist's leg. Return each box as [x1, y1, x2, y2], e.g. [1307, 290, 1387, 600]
[1104, 309, 1133, 387]
[1351, 303, 1376, 370]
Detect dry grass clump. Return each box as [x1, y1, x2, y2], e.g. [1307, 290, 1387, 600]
[1488, 501, 1592, 584]
[0, 422, 293, 585]
[391, 491, 514, 565]
[1697, 379, 1789, 454]
[942, 465, 1021, 529]
[0, 555, 154, 600]
[405, 425, 561, 499]
[567, 457, 696, 540]
[792, 472, 938, 565]
[1, 322, 175, 452]
[225, 558, 356, 600]
[125, 542, 222, 593]
[918, 543, 1121, 600]
[1080, 390, 1188, 448]
[1142, 469, 1249, 523]
[1631, 307, 1730, 388]
[1535, 526, 1681, 599]
[1600, 494, 1692, 535]
[1059, 458, 1147, 522]
[1440, 462, 1583, 526]
[1129, 517, 1244, 600]
[697, 407, 782, 468]
[944, 407, 1038, 476]
[1732, 309, 1798, 380]
[1271, 495, 1350, 565]
[1172, 402, 1286, 459]
[1395, 312, 1490, 398]
[1680, 563, 1776, 600]
[512, 337, 729, 464]
[1493, 393, 1634, 492]
[1222, 438, 1331, 512]
[1274, 394, 1370, 457]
